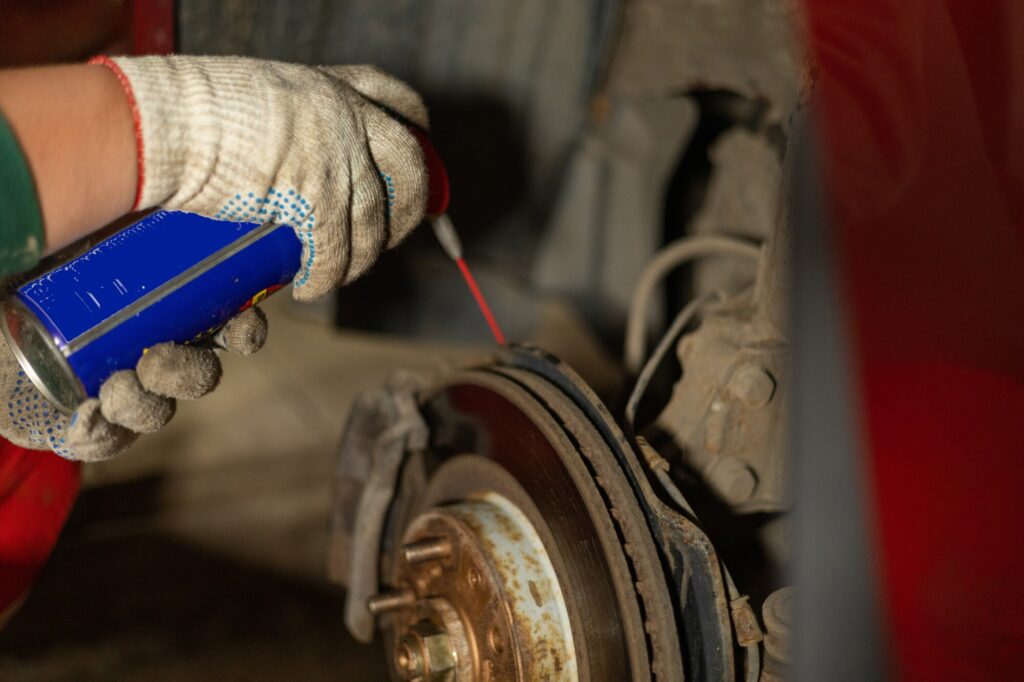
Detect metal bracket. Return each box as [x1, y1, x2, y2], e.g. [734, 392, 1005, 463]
[327, 373, 428, 643]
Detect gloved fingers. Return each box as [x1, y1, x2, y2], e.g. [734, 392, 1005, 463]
[292, 128, 387, 299]
[344, 139, 390, 284]
[66, 399, 138, 462]
[214, 306, 268, 355]
[361, 103, 429, 249]
[319, 65, 429, 130]
[99, 370, 175, 433]
[137, 342, 222, 400]
[292, 197, 350, 302]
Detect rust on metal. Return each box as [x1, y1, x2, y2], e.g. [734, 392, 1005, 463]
[388, 495, 578, 681]
[394, 619, 457, 681]
[402, 537, 454, 564]
[729, 595, 764, 647]
[343, 353, 696, 680]
[367, 589, 416, 615]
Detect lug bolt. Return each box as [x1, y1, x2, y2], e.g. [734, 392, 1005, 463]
[394, 620, 457, 681]
[394, 634, 426, 680]
[402, 537, 452, 564]
[367, 589, 416, 615]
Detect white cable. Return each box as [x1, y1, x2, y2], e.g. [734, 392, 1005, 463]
[624, 235, 761, 373]
[625, 291, 722, 431]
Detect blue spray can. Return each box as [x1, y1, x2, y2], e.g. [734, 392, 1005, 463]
[0, 211, 302, 414]
[0, 129, 450, 415]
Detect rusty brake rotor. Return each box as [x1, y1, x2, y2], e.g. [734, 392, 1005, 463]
[358, 353, 685, 681]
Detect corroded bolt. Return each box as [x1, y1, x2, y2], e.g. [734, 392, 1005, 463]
[402, 537, 452, 564]
[705, 456, 758, 505]
[395, 620, 456, 681]
[394, 634, 426, 680]
[367, 589, 415, 616]
[728, 365, 776, 409]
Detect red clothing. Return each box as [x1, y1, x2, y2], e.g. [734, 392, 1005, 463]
[0, 438, 79, 614]
[804, 0, 1024, 677]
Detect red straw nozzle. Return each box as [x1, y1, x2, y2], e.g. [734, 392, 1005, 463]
[408, 127, 505, 346]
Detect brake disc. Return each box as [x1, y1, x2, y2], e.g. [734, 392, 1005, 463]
[328, 346, 770, 680]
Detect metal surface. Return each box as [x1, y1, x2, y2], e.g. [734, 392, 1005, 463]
[761, 586, 792, 681]
[333, 348, 701, 680]
[0, 297, 86, 414]
[409, 393, 648, 681]
[11, 211, 301, 403]
[503, 347, 745, 680]
[330, 345, 764, 680]
[63, 221, 282, 355]
[367, 590, 416, 616]
[654, 287, 790, 514]
[486, 366, 686, 679]
[387, 491, 577, 680]
[328, 375, 429, 643]
[393, 617, 458, 681]
[401, 538, 452, 565]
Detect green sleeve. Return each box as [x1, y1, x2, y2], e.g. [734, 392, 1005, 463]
[0, 112, 44, 277]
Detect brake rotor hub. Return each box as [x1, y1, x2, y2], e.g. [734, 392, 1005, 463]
[334, 349, 702, 681]
[376, 493, 576, 681]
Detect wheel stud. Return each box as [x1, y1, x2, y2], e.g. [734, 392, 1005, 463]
[367, 589, 415, 615]
[402, 537, 452, 564]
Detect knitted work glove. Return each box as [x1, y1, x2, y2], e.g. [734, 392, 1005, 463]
[0, 307, 267, 462]
[92, 56, 430, 301]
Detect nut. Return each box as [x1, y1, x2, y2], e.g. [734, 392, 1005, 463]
[394, 620, 457, 681]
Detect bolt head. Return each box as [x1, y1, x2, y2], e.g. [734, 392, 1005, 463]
[394, 620, 456, 681]
[394, 634, 425, 679]
[728, 365, 775, 409]
[705, 456, 758, 504]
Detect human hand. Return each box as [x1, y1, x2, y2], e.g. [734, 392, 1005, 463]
[91, 56, 430, 302]
[0, 307, 267, 461]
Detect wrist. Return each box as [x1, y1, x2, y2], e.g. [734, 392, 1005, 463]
[0, 64, 137, 254]
[88, 56, 145, 211]
[91, 55, 204, 211]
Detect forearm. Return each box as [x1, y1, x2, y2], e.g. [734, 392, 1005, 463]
[0, 64, 136, 254]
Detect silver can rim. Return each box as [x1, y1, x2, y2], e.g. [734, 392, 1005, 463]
[0, 297, 86, 415]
